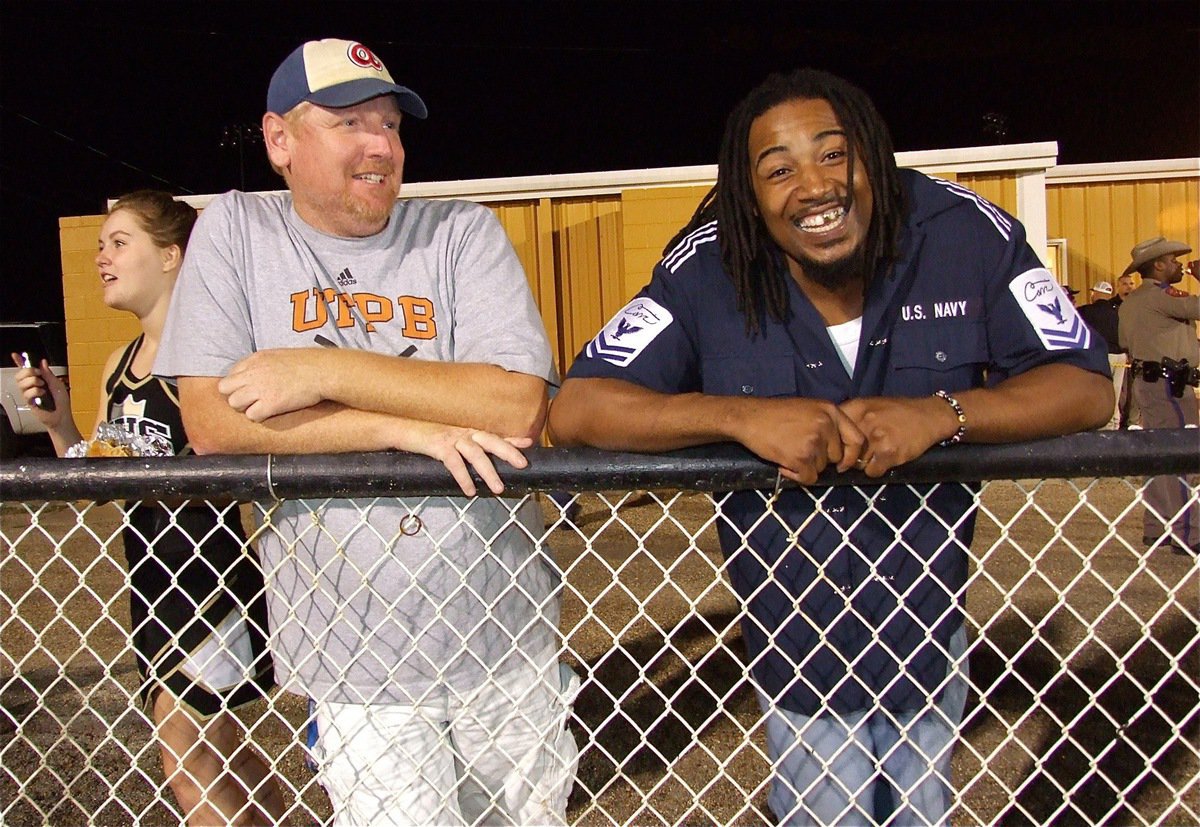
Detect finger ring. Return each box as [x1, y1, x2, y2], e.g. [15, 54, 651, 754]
[855, 458, 869, 469]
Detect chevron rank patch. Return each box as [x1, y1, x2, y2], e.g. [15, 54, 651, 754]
[1009, 267, 1092, 351]
[586, 297, 674, 367]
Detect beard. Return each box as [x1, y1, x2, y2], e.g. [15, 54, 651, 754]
[293, 181, 399, 238]
[793, 239, 869, 291]
[342, 166, 400, 232]
[340, 189, 396, 232]
[777, 189, 873, 292]
[301, 182, 397, 237]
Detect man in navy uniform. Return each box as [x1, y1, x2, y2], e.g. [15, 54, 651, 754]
[549, 69, 1111, 826]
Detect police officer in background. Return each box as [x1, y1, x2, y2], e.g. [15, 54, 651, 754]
[1078, 280, 1127, 428]
[1118, 237, 1200, 555]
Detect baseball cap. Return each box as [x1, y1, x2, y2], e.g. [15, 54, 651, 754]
[1091, 281, 1114, 295]
[267, 39, 428, 119]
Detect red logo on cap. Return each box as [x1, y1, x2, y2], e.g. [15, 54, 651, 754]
[346, 42, 383, 71]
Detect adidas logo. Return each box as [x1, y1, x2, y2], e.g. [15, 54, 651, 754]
[335, 267, 357, 287]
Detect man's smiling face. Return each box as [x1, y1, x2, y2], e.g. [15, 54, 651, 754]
[748, 97, 874, 290]
[271, 95, 405, 238]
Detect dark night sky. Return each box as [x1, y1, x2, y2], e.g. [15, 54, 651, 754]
[2, 0, 1197, 323]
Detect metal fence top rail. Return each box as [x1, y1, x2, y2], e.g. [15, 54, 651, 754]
[1, 430, 1195, 502]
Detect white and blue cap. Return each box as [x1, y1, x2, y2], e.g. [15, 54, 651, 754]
[267, 39, 427, 119]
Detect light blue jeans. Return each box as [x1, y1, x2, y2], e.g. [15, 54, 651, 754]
[757, 625, 968, 827]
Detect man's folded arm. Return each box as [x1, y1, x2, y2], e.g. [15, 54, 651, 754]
[838, 363, 1115, 477]
[180, 375, 409, 456]
[318, 350, 548, 439]
[951, 363, 1114, 442]
[218, 348, 548, 440]
[549, 377, 731, 452]
[548, 376, 865, 485]
[180, 375, 534, 497]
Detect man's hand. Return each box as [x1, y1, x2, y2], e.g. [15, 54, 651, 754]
[549, 378, 871, 484]
[730, 397, 867, 485]
[393, 421, 532, 497]
[838, 395, 956, 477]
[218, 349, 328, 422]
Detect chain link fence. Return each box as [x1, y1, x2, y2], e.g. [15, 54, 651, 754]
[3, 431, 1198, 825]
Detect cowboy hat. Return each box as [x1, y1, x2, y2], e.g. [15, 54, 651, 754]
[1122, 236, 1192, 277]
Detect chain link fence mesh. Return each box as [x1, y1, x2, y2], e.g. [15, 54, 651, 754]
[3, 446, 1198, 825]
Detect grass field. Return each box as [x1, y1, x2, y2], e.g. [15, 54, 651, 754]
[3, 478, 1198, 825]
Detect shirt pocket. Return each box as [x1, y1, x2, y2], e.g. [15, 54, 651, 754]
[701, 355, 798, 398]
[889, 320, 988, 395]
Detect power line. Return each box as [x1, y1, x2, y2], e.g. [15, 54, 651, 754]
[0, 106, 194, 194]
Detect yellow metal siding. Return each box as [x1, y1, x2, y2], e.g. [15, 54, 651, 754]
[1048, 177, 1200, 295]
[620, 185, 711, 301]
[485, 200, 561, 369]
[549, 197, 624, 374]
[1108, 183, 1139, 265]
[957, 173, 1017, 214]
[493, 186, 710, 374]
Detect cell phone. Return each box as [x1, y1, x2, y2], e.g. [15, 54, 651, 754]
[20, 351, 56, 412]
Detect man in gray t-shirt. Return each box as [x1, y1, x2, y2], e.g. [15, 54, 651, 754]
[156, 39, 576, 825]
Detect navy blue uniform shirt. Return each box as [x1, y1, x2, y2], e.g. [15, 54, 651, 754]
[567, 170, 1110, 715]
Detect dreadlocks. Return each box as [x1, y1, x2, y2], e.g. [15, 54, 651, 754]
[663, 69, 906, 336]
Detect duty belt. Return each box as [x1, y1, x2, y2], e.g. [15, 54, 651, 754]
[1129, 358, 1200, 397]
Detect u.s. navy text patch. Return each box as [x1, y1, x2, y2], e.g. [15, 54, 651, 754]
[1008, 268, 1091, 351]
[586, 297, 674, 367]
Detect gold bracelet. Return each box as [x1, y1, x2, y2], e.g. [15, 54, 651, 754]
[933, 390, 967, 446]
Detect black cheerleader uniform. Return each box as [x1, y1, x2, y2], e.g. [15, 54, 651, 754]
[105, 335, 273, 717]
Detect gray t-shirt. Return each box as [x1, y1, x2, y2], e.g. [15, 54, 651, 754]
[156, 191, 559, 704]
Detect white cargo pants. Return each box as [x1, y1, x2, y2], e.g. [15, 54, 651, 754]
[311, 662, 579, 826]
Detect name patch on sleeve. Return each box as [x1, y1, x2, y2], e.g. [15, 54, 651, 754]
[1008, 268, 1092, 351]
[585, 297, 674, 367]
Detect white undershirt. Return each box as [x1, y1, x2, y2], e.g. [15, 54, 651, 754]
[827, 317, 863, 377]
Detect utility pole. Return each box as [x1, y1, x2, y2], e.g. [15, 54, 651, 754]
[220, 124, 262, 190]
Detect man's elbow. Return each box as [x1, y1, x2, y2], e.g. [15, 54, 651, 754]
[178, 380, 240, 455]
[1080, 372, 1116, 431]
[545, 405, 570, 447]
[187, 438, 221, 456]
[181, 412, 229, 455]
[513, 393, 548, 442]
[546, 381, 586, 447]
[1088, 396, 1116, 431]
[494, 376, 549, 441]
